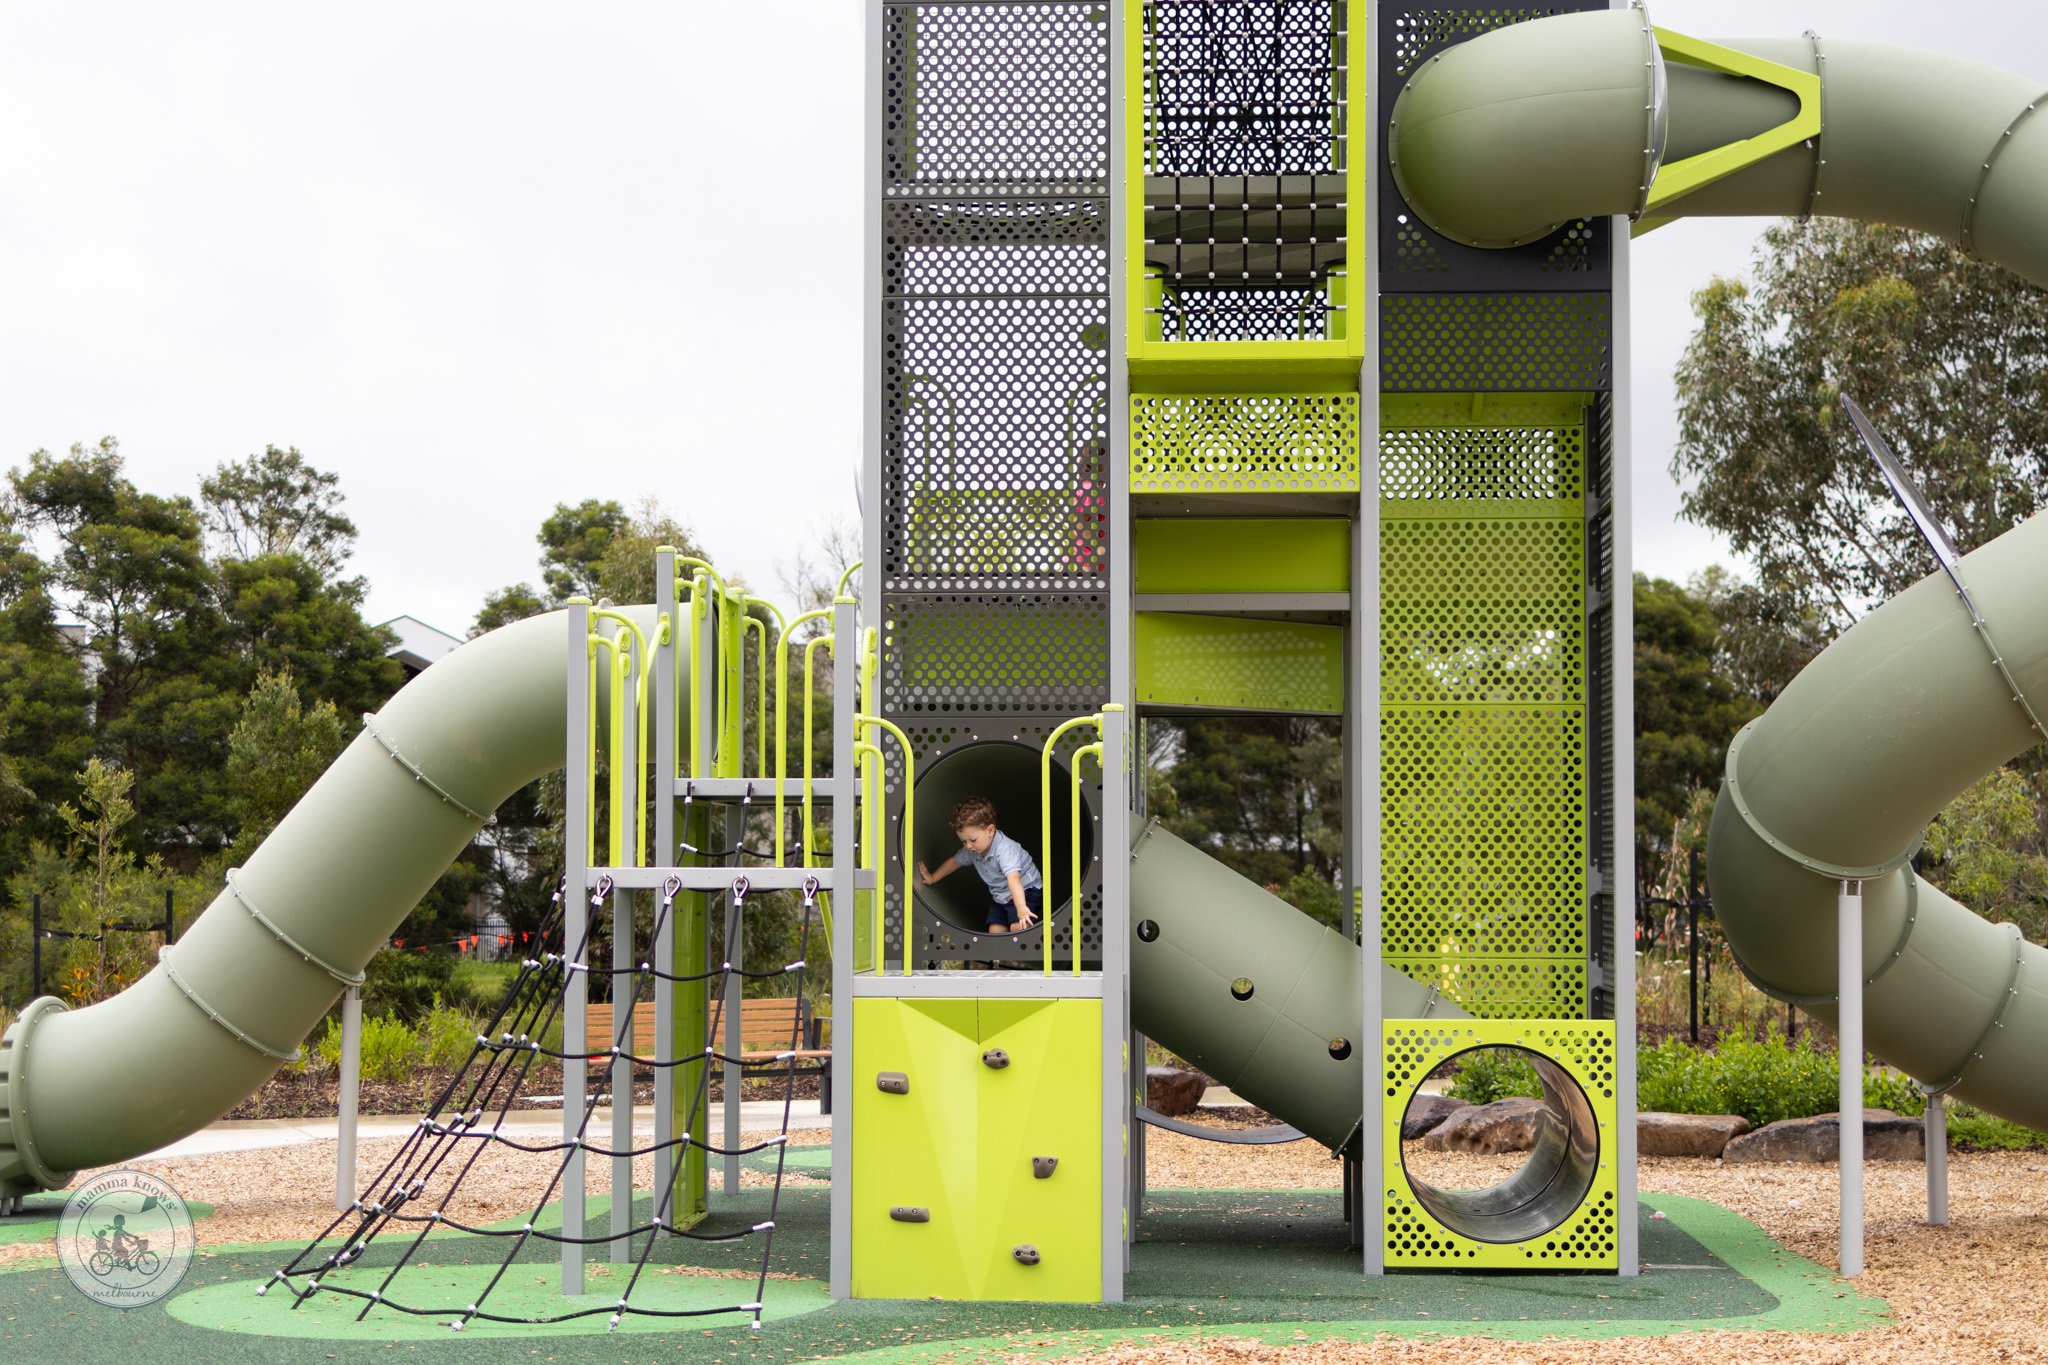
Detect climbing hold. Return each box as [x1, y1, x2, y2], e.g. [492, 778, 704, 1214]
[1136, 919, 1159, 942]
[888, 1206, 930, 1223]
[876, 1071, 910, 1094]
[982, 1048, 1010, 1070]
[1230, 977, 1255, 1001]
[1013, 1244, 1040, 1266]
[1032, 1155, 1059, 1179]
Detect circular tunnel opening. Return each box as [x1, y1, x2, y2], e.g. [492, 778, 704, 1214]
[1398, 1046, 1600, 1245]
[913, 740, 1095, 940]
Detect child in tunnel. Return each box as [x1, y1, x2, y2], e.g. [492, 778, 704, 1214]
[917, 795, 1043, 934]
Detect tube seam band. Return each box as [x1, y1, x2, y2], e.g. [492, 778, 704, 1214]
[360, 714, 491, 824]
[1799, 32, 1827, 221]
[1726, 872, 1920, 1008]
[225, 869, 367, 988]
[1925, 924, 2027, 1095]
[1721, 723, 1924, 882]
[1960, 91, 2048, 257]
[1962, 605, 2048, 745]
[160, 958, 300, 1063]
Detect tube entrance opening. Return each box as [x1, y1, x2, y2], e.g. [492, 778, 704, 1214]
[913, 741, 1095, 940]
[1398, 1046, 1599, 1245]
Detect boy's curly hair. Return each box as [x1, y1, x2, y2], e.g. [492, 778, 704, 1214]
[948, 796, 998, 833]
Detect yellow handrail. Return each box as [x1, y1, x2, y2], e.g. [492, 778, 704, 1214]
[854, 738, 884, 974]
[858, 713, 918, 977]
[591, 609, 651, 865]
[837, 559, 863, 600]
[1069, 742, 1103, 975]
[774, 607, 833, 864]
[742, 615, 768, 779]
[1040, 712, 1104, 974]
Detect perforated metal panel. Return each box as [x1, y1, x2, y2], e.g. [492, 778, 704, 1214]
[1384, 958, 1588, 1020]
[1380, 395, 1586, 504]
[1380, 520, 1584, 706]
[1135, 612, 1344, 713]
[1128, 392, 1360, 492]
[1383, 1019, 1618, 1267]
[1381, 294, 1610, 392]
[884, 594, 1111, 715]
[884, 3, 1110, 194]
[1381, 705, 1587, 1014]
[880, 718, 1107, 967]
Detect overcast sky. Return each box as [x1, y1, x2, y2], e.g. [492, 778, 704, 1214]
[4, 3, 2043, 636]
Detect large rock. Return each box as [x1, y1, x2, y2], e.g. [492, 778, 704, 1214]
[1420, 1097, 1545, 1154]
[1145, 1065, 1207, 1118]
[1722, 1112, 1925, 1164]
[1401, 1094, 1469, 1141]
[1638, 1112, 1751, 1158]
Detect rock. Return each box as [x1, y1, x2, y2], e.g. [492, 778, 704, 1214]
[1400, 1094, 1469, 1141]
[1420, 1097, 1546, 1154]
[1145, 1065, 1207, 1118]
[1722, 1112, 1925, 1164]
[1638, 1112, 1752, 1158]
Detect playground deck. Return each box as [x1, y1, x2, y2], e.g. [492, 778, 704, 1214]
[2, 1130, 2045, 1362]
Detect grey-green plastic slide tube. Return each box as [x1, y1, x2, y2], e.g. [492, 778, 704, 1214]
[1128, 820, 1463, 1154]
[1390, 8, 2048, 289]
[1394, 5, 2048, 1127]
[0, 608, 659, 1198]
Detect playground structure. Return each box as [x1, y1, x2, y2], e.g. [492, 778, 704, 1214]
[0, 0, 2046, 1323]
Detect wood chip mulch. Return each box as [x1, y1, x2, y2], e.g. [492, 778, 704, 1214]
[8, 1121, 2048, 1362]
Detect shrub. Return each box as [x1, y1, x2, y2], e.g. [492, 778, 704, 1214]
[1445, 1047, 1542, 1105]
[301, 1013, 425, 1084]
[361, 948, 455, 1023]
[420, 995, 486, 1069]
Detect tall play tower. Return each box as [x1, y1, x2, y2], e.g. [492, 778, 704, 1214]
[852, 0, 1633, 1296]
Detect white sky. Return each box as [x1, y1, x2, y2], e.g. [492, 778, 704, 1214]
[4, 3, 2043, 634]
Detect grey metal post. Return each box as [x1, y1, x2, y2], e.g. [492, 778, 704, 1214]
[610, 615, 638, 1256]
[1925, 1089, 1950, 1225]
[334, 983, 361, 1211]
[653, 550, 678, 1227]
[562, 599, 592, 1294]
[722, 811, 743, 1197]
[1104, 0, 1133, 1294]
[1607, 184, 1640, 1277]
[1839, 877, 1865, 1278]
[1099, 706, 1130, 1300]
[1356, 0, 1385, 1276]
[828, 594, 859, 1298]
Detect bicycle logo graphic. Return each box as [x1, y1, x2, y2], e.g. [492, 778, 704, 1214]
[57, 1169, 194, 1309]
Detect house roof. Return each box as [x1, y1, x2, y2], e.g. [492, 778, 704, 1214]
[379, 615, 464, 673]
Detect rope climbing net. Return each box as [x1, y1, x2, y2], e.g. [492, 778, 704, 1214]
[266, 874, 817, 1333]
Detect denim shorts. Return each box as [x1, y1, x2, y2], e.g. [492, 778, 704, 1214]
[988, 885, 1043, 929]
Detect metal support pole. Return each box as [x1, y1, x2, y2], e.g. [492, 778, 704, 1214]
[335, 983, 361, 1211]
[610, 617, 639, 1258]
[653, 549, 678, 1229]
[723, 828, 744, 1197]
[1925, 1089, 1950, 1225]
[828, 595, 859, 1299]
[1098, 704, 1130, 1300]
[561, 599, 591, 1294]
[1838, 877, 1865, 1278]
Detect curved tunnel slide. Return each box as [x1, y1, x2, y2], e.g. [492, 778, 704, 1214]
[1393, 8, 2048, 1129]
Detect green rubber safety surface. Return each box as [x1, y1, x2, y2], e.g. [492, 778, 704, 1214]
[0, 1195, 214, 1247]
[0, 1186, 1887, 1364]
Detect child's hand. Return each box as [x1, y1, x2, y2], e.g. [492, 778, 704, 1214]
[1017, 905, 1037, 928]
[916, 860, 934, 886]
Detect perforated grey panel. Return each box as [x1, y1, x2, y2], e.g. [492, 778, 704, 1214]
[1380, 294, 1611, 392]
[883, 593, 1112, 715]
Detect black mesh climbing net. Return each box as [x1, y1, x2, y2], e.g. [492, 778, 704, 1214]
[266, 874, 818, 1334]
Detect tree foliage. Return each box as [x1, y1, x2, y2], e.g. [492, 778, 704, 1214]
[200, 445, 356, 577]
[1923, 768, 2048, 943]
[1674, 220, 2048, 626]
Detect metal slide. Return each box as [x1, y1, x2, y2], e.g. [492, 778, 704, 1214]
[1392, 8, 2048, 1129]
[0, 608, 659, 1200]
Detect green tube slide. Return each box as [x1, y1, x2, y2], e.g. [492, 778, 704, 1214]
[1393, 7, 2048, 1127]
[0, 608, 661, 1199]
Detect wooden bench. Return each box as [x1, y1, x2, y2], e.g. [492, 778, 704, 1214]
[584, 995, 833, 1113]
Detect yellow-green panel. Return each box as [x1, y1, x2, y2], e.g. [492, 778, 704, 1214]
[1382, 1019, 1619, 1269]
[1136, 612, 1344, 714]
[1385, 956, 1589, 1021]
[1134, 518, 1350, 595]
[1129, 392, 1361, 494]
[849, 998, 980, 1300]
[1380, 519, 1585, 706]
[976, 999, 1103, 1302]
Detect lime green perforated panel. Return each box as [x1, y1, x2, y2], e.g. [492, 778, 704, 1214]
[1128, 392, 1361, 493]
[1135, 612, 1343, 714]
[1380, 520, 1584, 706]
[1378, 394, 1589, 1018]
[1381, 706, 1586, 1012]
[1383, 1019, 1619, 1269]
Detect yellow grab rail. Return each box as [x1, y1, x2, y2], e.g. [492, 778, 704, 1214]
[1040, 712, 1105, 974]
[1069, 741, 1103, 975]
[856, 713, 918, 976]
